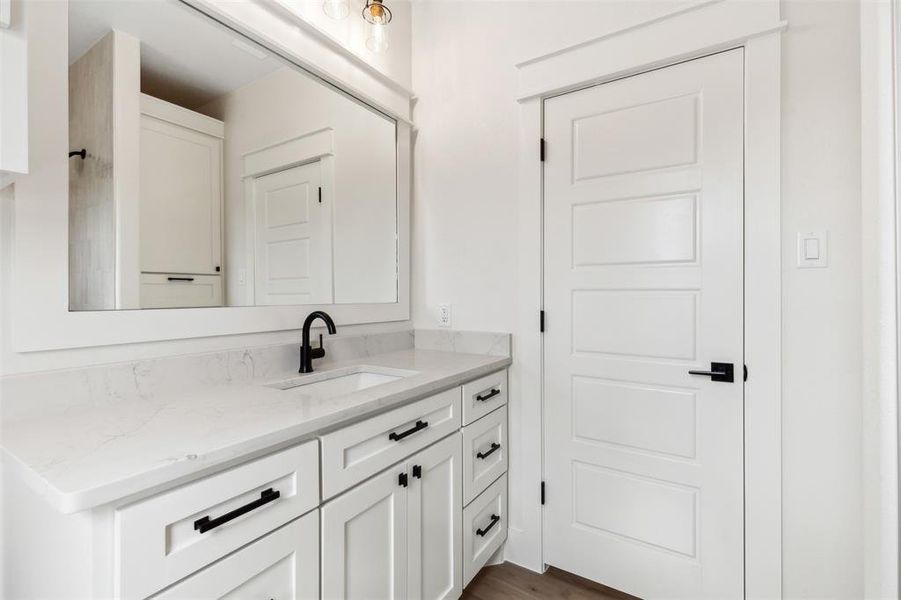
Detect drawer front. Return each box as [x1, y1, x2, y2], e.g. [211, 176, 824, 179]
[462, 370, 507, 426]
[320, 387, 462, 499]
[153, 511, 319, 600]
[140, 273, 223, 308]
[117, 441, 319, 599]
[463, 474, 508, 587]
[462, 405, 508, 505]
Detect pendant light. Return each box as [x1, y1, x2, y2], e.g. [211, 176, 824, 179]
[363, 0, 391, 53]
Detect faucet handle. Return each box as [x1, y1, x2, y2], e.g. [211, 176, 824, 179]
[311, 334, 326, 360]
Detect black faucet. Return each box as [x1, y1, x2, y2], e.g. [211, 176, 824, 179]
[299, 311, 337, 373]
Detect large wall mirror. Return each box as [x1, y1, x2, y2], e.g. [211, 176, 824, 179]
[67, 0, 398, 312]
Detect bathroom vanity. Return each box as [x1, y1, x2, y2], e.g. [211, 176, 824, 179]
[1, 341, 511, 599]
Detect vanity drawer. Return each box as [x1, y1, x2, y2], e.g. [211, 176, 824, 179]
[463, 473, 508, 587]
[320, 387, 461, 499]
[152, 510, 319, 600]
[116, 440, 319, 599]
[462, 405, 508, 505]
[140, 272, 223, 308]
[462, 370, 507, 426]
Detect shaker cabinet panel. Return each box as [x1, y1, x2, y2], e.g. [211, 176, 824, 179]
[462, 405, 508, 505]
[320, 387, 461, 499]
[321, 465, 408, 600]
[152, 511, 319, 600]
[116, 440, 319, 599]
[463, 474, 508, 587]
[139, 96, 223, 276]
[407, 434, 462, 600]
[461, 370, 507, 426]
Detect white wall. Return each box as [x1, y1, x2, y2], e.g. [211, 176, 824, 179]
[412, 0, 865, 597]
[780, 2, 863, 597]
[200, 66, 397, 306]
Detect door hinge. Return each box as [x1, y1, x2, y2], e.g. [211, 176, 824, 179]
[541, 481, 546, 505]
[744, 364, 748, 382]
[318, 187, 322, 203]
[540, 310, 545, 333]
[540, 138, 545, 162]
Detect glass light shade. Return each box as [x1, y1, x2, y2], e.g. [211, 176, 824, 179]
[366, 22, 389, 53]
[362, 0, 392, 25]
[323, 0, 349, 19]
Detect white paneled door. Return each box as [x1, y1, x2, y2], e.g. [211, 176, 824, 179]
[543, 49, 744, 600]
[252, 161, 332, 305]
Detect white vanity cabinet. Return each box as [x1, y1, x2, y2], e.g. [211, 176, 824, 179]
[321, 423, 463, 600]
[6, 367, 510, 600]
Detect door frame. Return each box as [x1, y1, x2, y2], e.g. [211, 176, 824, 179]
[511, 2, 785, 597]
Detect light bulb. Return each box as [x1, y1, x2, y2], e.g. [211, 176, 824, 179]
[362, 0, 392, 25]
[323, 0, 349, 19]
[366, 22, 389, 53]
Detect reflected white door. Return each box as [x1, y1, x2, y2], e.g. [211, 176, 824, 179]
[543, 49, 744, 599]
[252, 161, 332, 305]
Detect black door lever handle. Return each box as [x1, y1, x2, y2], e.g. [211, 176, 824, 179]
[688, 362, 735, 383]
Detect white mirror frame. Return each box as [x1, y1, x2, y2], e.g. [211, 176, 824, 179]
[12, 0, 413, 352]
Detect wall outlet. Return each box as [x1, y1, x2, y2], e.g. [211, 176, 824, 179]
[438, 304, 452, 328]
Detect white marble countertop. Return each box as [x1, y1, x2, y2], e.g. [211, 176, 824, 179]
[1, 349, 510, 514]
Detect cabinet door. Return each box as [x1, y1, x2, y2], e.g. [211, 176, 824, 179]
[407, 434, 462, 600]
[140, 114, 222, 275]
[152, 511, 319, 600]
[321, 465, 408, 599]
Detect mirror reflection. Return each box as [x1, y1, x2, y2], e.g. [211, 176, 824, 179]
[68, 0, 398, 311]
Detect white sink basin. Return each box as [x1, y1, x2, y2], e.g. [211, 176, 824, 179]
[268, 366, 418, 398]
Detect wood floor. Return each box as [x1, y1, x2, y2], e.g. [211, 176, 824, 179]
[462, 562, 640, 600]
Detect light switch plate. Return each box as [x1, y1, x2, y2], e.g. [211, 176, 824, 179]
[797, 231, 828, 268]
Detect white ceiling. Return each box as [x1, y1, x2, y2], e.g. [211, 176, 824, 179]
[69, 0, 287, 109]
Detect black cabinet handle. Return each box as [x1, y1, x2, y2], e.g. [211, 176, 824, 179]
[476, 389, 500, 402]
[167, 276, 195, 282]
[388, 420, 428, 441]
[476, 442, 501, 460]
[412, 465, 422, 479]
[399, 472, 408, 487]
[193, 488, 280, 534]
[476, 514, 500, 537]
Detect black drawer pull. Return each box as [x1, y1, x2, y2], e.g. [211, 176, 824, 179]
[398, 472, 408, 487]
[412, 465, 422, 479]
[388, 420, 428, 441]
[476, 442, 501, 460]
[193, 488, 280, 534]
[476, 389, 500, 402]
[167, 276, 195, 282]
[476, 514, 500, 537]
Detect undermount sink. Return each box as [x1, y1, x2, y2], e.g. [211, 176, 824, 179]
[267, 366, 418, 398]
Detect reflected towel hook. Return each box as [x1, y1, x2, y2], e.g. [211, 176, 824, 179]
[68, 149, 86, 160]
